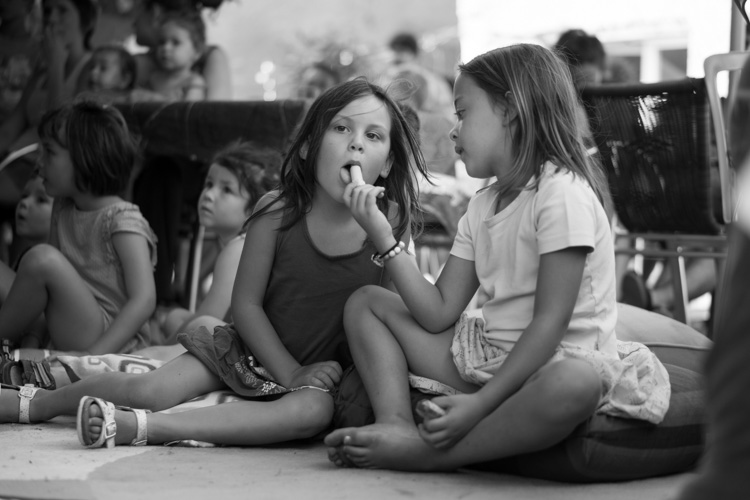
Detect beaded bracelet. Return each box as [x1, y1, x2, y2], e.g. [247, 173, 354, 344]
[371, 241, 406, 267]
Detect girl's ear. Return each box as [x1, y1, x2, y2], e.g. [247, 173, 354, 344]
[379, 152, 394, 179]
[503, 92, 519, 125]
[299, 142, 309, 160]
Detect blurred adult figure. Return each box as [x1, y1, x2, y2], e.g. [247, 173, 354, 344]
[385, 32, 452, 117]
[297, 62, 340, 101]
[0, 0, 41, 125]
[553, 28, 606, 91]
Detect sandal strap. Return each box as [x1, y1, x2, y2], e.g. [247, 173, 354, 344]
[120, 407, 150, 446]
[17, 385, 40, 424]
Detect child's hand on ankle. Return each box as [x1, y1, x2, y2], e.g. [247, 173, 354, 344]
[288, 360, 343, 391]
[417, 394, 487, 449]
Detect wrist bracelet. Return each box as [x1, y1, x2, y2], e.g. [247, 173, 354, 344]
[371, 241, 406, 267]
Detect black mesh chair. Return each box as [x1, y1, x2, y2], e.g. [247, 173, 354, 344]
[582, 78, 728, 327]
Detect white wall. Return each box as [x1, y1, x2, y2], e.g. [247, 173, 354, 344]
[456, 0, 733, 80]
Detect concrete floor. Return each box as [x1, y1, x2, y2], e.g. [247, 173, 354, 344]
[1, 416, 692, 500]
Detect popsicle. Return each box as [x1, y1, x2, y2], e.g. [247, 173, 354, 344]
[349, 164, 365, 186]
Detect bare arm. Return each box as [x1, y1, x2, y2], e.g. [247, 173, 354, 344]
[84, 232, 156, 354]
[183, 73, 207, 101]
[201, 47, 232, 100]
[166, 234, 243, 336]
[347, 184, 479, 332]
[231, 195, 340, 389]
[421, 247, 589, 448]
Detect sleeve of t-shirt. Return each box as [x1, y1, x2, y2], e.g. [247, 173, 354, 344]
[535, 172, 599, 255]
[450, 194, 479, 262]
[108, 204, 158, 267]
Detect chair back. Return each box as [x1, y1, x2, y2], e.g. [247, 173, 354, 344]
[582, 79, 719, 235]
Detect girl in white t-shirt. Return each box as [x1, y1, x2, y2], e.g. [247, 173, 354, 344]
[326, 43, 671, 471]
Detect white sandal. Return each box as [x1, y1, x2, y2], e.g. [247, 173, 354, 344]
[76, 396, 150, 448]
[0, 383, 41, 423]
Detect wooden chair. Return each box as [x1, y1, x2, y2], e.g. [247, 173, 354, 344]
[582, 79, 729, 329]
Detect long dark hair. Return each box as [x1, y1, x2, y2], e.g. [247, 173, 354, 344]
[250, 78, 427, 241]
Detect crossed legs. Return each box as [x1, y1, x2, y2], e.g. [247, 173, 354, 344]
[324, 286, 601, 471]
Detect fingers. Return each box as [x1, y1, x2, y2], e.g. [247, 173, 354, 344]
[350, 185, 385, 212]
[417, 423, 454, 449]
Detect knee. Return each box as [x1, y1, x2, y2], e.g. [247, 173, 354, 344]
[286, 390, 334, 439]
[343, 285, 383, 334]
[121, 373, 163, 410]
[536, 360, 602, 423]
[17, 244, 64, 274]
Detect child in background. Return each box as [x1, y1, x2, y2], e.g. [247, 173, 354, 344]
[143, 140, 281, 357]
[0, 174, 52, 351]
[81, 45, 136, 103]
[326, 44, 670, 471]
[0, 79, 428, 450]
[0, 101, 157, 355]
[134, 10, 206, 101]
[0, 174, 53, 304]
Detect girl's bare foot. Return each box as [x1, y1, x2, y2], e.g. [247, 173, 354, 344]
[325, 422, 444, 471]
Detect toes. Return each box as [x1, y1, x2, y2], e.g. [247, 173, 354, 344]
[323, 428, 350, 447]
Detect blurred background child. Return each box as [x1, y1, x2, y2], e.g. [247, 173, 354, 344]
[0, 101, 157, 355]
[80, 44, 136, 103]
[141, 140, 281, 360]
[133, 10, 206, 101]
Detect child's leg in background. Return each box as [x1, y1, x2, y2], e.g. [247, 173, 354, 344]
[326, 285, 602, 471]
[0, 244, 102, 349]
[0, 353, 224, 423]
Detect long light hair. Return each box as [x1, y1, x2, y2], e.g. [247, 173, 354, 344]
[458, 44, 613, 217]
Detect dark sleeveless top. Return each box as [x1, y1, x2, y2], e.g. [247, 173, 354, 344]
[263, 217, 385, 369]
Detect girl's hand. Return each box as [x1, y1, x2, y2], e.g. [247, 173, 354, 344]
[288, 360, 343, 391]
[342, 168, 392, 246]
[417, 394, 489, 449]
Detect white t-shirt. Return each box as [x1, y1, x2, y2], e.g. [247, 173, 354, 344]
[450, 162, 618, 357]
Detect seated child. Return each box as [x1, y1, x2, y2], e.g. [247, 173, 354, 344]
[0, 101, 157, 355]
[78, 45, 137, 104]
[140, 140, 281, 360]
[0, 78, 428, 450]
[131, 10, 206, 102]
[0, 174, 53, 305]
[326, 44, 670, 472]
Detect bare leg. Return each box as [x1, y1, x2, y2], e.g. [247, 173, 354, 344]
[0, 353, 224, 423]
[325, 285, 478, 466]
[0, 245, 103, 350]
[83, 388, 334, 446]
[324, 285, 601, 471]
[330, 359, 601, 471]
